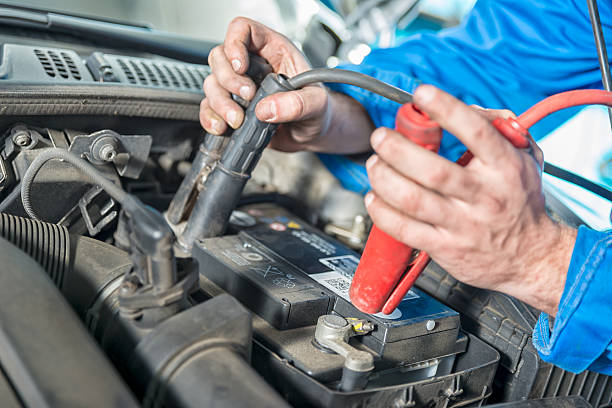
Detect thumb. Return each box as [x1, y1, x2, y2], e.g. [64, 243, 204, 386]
[255, 86, 326, 123]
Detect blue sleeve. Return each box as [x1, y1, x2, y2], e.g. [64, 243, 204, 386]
[323, 0, 612, 193]
[532, 226, 612, 374]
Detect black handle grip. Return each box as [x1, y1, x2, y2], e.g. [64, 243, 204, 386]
[220, 73, 294, 174]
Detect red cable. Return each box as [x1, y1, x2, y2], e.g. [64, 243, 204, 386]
[518, 89, 612, 128]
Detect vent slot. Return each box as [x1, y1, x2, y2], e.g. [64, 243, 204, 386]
[61, 52, 81, 80]
[34, 49, 55, 78]
[109, 55, 207, 90]
[162, 65, 181, 88]
[34, 48, 83, 80]
[129, 60, 148, 85]
[141, 62, 159, 86]
[117, 59, 137, 84]
[152, 64, 170, 87]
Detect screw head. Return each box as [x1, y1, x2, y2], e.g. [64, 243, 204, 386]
[426, 320, 436, 331]
[322, 314, 348, 329]
[12, 131, 31, 147]
[99, 144, 116, 162]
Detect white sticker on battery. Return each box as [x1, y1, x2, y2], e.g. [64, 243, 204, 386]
[319, 255, 360, 279]
[310, 271, 353, 302]
[310, 270, 419, 320]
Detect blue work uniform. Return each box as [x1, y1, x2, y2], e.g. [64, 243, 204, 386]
[326, 0, 612, 374]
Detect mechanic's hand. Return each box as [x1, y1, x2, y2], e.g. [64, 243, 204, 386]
[364, 85, 577, 316]
[200, 17, 329, 152]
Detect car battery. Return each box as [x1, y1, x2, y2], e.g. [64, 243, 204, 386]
[193, 203, 467, 382]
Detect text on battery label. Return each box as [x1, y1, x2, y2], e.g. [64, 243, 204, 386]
[290, 230, 336, 256]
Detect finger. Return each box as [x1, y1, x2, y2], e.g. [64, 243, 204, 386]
[224, 17, 282, 74]
[364, 191, 439, 252]
[255, 86, 327, 125]
[470, 105, 517, 121]
[208, 45, 256, 101]
[199, 98, 227, 135]
[203, 75, 245, 129]
[268, 127, 304, 152]
[222, 17, 260, 74]
[414, 85, 515, 165]
[366, 154, 455, 227]
[369, 127, 479, 202]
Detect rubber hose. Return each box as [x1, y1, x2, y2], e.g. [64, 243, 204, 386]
[0, 212, 69, 287]
[21, 148, 127, 221]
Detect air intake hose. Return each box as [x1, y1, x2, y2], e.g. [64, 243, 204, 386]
[0, 212, 131, 318]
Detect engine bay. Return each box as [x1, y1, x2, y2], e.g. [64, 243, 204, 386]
[0, 14, 609, 408]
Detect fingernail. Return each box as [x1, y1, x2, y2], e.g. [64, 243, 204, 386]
[258, 101, 277, 122]
[227, 110, 240, 128]
[365, 154, 378, 169]
[415, 84, 435, 105]
[210, 117, 223, 134]
[364, 192, 374, 208]
[370, 129, 386, 149]
[231, 59, 242, 72]
[239, 85, 252, 100]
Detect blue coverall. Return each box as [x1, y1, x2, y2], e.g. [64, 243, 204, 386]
[326, 0, 612, 374]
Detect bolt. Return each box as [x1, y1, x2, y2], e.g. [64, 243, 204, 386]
[119, 280, 137, 295]
[12, 131, 31, 147]
[361, 321, 375, 332]
[322, 314, 348, 329]
[426, 320, 436, 331]
[99, 144, 116, 162]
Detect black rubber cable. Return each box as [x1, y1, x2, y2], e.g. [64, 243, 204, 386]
[544, 161, 612, 202]
[288, 69, 413, 104]
[21, 148, 128, 220]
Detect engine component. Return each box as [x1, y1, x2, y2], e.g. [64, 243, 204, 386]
[314, 314, 375, 391]
[0, 124, 152, 236]
[68, 129, 152, 179]
[0, 236, 138, 407]
[195, 203, 465, 365]
[194, 203, 499, 407]
[166, 133, 226, 225]
[19, 147, 193, 329]
[127, 294, 289, 408]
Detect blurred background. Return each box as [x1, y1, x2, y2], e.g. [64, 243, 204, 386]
[11, 0, 476, 66]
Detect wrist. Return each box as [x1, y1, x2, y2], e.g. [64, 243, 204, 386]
[506, 220, 577, 316]
[309, 91, 373, 154]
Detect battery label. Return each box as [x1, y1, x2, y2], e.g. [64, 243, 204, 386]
[312, 254, 419, 321]
[319, 255, 360, 279]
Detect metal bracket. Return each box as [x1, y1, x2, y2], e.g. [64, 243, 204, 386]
[69, 129, 152, 179]
[78, 185, 117, 236]
[117, 268, 197, 313]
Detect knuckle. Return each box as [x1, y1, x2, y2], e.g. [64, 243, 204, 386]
[471, 121, 492, 145]
[286, 92, 306, 119]
[399, 187, 420, 214]
[396, 218, 416, 246]
[425, 166, 449, 187]
[229, 16, 249, 27]
[203, 75, 215, 94]
[208, 45, 222, 65]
